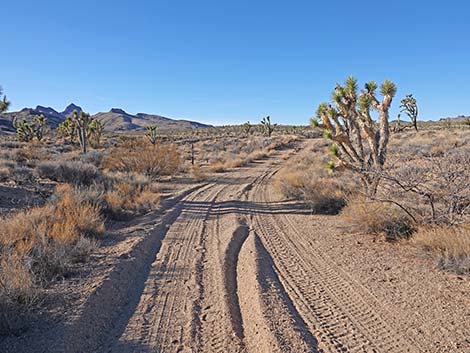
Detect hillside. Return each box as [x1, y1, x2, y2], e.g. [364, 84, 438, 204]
[0, 104, 211, 134]
[93, 109, 211, 132]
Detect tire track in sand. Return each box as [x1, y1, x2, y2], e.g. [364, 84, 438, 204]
[238, 230, 321, 353]
[193, 177, 260, 353]
[111, 183, 225, 353]
[249, 168, 422, 352]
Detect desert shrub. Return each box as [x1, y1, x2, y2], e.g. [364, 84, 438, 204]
[276, 169, 347, 214]
[0, 185, 103, 333]
[104, 138, 182, 178]
[247, 150, 267, 161]
[0, 166, 11, 181]
[10, 166, 34, 184]
[224, 156, 248, 168]
[0, 141, 25, 149]
[190, 164, 206, 181]
[1, 145, 50, 168]
[412, 224, 470, 275]
[209, 161, 226, 173]
[275, 139, 354, 214]
[341, 198, 415, 240]
[379, 148, 470, 226]
[102, 172, 160, 219]
[36, 160, 101, 186]
[0, 253, 37, 335]
[79, 149, 104, 167]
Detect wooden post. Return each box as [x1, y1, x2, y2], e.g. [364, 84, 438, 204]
[191, 143, 195, 165]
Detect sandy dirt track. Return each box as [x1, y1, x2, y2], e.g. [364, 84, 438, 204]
[1, 143, 468, 353]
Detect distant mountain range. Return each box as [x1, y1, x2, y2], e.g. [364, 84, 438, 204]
[0, 103, 211, 134]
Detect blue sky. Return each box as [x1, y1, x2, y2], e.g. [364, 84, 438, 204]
[2, 1, 470, 125]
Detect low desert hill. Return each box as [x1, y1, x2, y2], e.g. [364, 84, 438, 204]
[0, 104, 211, 134]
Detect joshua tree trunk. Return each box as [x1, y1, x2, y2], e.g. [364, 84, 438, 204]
[71, 110, 91, 154]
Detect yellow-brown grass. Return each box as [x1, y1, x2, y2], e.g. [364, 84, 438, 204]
[104, 180, 160, 217]
[341, 197, 414, 240]
[209, 161, 226, 173]
[0, 184, 104, 326]
[190, 164, 206, 181]
[411, 224, 470, 275]
[104, 138, 182, 178]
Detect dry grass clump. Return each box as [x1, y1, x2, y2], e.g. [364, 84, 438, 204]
[104, 138, 182, 178]
[276, 168, 347, 214]
[275, 140, 354, 214]
[78, 150, 104, 167]
[0, 144, 50, 168]
[36, 160, 101, 186]
[102, 172, 161, 219]
[246, 150, 268, 161]
[0, 165, 10, 181]
[9, 166, 34, 184]
[0, 185, 103, 333]
[104, 181, 160, 219]
[190, 164, 206, 181]
[209, 161, 226, 173]
[411, 225, 470, 275]
[341, 198, 415, 240]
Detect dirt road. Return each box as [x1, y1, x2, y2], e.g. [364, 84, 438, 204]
[2, 144, 468, 353]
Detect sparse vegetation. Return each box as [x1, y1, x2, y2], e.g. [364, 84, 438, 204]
[36, 160, 101, 186]
[341, 197, 415, 240]
[411, 224, 470, 275]
[0, 184, 103, 333]
[275, 140, 354, 214]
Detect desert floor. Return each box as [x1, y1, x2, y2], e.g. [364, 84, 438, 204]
[1, 141, 468, 353]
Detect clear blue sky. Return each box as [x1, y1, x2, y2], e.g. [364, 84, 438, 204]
[2, 1, 470, 125]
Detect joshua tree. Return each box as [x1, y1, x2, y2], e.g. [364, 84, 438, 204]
[400, 94, 419, 131]
[88, 118, 105, 147]
[33, 115, 48, 141]
[12, 115, 48, 142]
[241, 121, 252, 136]
[13, 118, 35, 142]
[465, 117, 470, 129]
[58, 115, 77, 143]
[146, 125, 158, 145]
[0, 86, 10, 113]
[261, 116, 276, 137]
[313, 76, 397, 196]
[70, 110, 92, 154]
